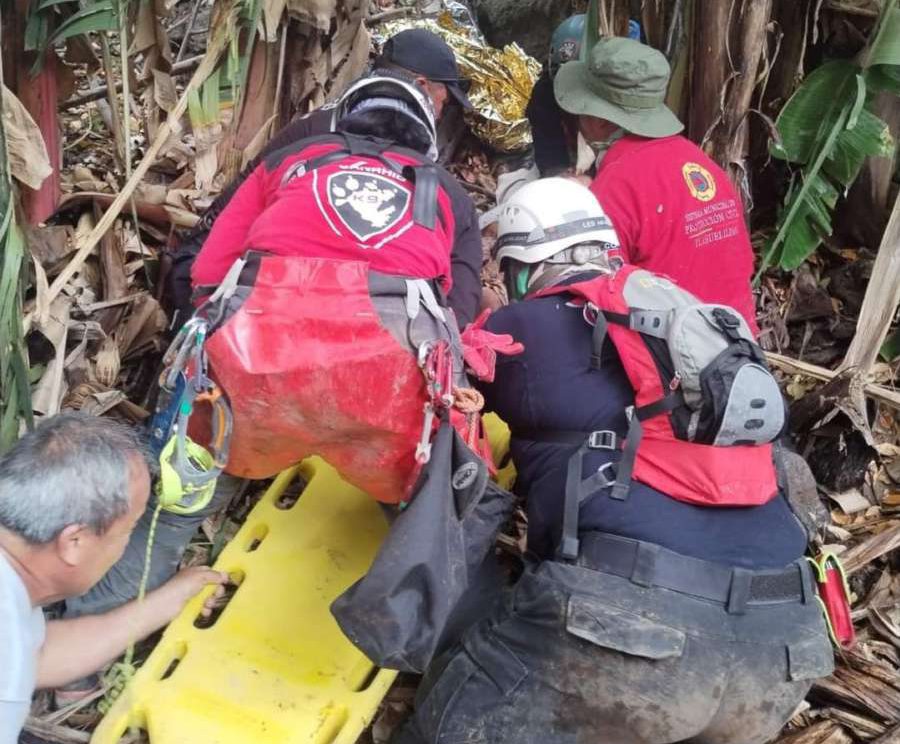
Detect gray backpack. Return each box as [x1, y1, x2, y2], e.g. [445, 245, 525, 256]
[537, 266, 787, 509]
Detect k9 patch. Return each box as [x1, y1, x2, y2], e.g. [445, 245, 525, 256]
[325, 171, 412, 242]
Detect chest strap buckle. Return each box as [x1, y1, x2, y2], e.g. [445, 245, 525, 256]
[587, 430, 617, 450]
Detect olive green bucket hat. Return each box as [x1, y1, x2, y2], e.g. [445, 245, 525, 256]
[554, 37, 683, 138]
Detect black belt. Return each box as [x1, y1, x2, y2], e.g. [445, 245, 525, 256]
[575, 532, 812, 614]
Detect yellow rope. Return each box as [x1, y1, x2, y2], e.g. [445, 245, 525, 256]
[98, 501, 163, 714]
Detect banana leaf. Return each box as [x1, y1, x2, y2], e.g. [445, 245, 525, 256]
[188, 68, 221, 129]
[881, 327, 900, 362]
[757, 3, 899, 280]
[866, 5, 900, 94]
[0, 62, 34, 450]
[25, 0, 119, 71]
[862, 2, 900, 69]
[49, 1, 118, 44]
[771, 61, 858, 165]
[0, 215, 33, 451]
[772, 171, 841, 272]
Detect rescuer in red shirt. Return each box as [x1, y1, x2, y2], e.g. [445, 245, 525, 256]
[554, 37, 759, 334]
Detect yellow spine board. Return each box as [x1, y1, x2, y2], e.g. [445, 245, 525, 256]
[483, 412, 517, 491]
[92, 459, 397, 744]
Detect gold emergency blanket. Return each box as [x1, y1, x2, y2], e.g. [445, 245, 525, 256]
[378, 11, 541, 152]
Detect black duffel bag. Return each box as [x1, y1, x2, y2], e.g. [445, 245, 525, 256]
[331, 416, 515, 673]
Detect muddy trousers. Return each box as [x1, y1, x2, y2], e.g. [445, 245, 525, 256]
[63, 475, 243, 618]
[393, 538, 834, 744]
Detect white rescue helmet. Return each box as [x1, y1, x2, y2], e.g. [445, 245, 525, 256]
[332, 70, 439, 160]
[495, 178, 620, 299]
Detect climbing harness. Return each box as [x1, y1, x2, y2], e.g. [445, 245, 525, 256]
[152, 315, 233, 514]
[102, 296, 237, 711]
[415, 338, 487, 468]
[154, 256, 247, 514]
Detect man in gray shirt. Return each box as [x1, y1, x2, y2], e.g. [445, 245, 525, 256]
[0, 413, 227, 743]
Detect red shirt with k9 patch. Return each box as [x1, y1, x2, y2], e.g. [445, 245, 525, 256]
[590, 134, 758, 335]
[192, 140, 455, 289]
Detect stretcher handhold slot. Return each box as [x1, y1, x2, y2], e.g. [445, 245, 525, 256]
[110, 712, 149, 744]
[157, 642, 187, 682]
[244, 523, 268, 552]
[114, 730, 148, 744]
[194, 570, 245, 629]
[348, 662, 380, 693]
[274, 476, 306, 510]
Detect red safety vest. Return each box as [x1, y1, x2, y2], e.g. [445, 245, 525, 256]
[539, 266, 778, 507]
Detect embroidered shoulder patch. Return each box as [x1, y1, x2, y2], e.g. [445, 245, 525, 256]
[682, 162, 716, 202]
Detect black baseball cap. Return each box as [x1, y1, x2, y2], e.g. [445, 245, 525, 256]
[378, 29, 473, 110]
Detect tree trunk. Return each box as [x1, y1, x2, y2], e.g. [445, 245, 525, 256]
[838, 193, 900, 378]
[3, 0, 61, 224]
[749, 0, 811, 226]
[641, 0, 668, 51]
[704, 0, 773, 202]
[686, 0, 730, 144]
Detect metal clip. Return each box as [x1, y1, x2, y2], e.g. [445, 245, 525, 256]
[417, 341, 433, 369]
[595, 461, 618, 488]
[582, 302, 600, 327]
[415, 403, 436, 464]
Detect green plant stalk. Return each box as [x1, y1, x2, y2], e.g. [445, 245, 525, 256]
[119, 0, 132, 179]
[0, 211, 32, 451]
[116, 0, 151, 287]
[754, 103, 851, 284]
[100, 31, 127, 167]
[0, 23, 34, 451]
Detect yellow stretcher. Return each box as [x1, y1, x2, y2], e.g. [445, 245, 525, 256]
[93, 415, 515, 744]
[92, 459, 396, 744]
[484, 412, 516, 491]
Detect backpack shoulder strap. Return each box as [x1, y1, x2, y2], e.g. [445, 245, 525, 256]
[292, 133, 446, 232]
[402, 164, 439, 230]
[263, 132, 348, 171]
[304, 133, 395, 171]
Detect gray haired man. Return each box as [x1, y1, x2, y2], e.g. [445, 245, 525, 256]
[0, 412, 227, 744]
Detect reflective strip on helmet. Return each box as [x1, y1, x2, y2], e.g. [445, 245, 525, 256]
[495, 216, 615, 251]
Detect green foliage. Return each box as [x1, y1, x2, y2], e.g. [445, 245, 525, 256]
[757, 3, 900, 280]
[0, 86, 34, 452]
[189, 0, 263, 133]
[582, 0, 601, 60]
[881, 326, 900, 362]
[25, 0, 118, 73]
[188, 68, 222, 129]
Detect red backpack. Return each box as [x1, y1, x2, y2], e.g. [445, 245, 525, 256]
[536, 265, 785, 552]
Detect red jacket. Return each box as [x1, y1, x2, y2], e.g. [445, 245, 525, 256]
[192, 137, 456, 290]
[590, 135, 758, 335]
